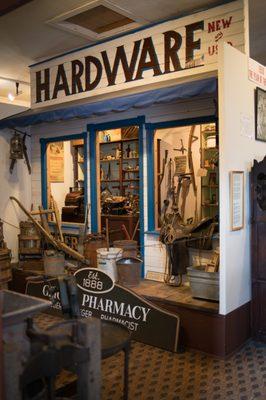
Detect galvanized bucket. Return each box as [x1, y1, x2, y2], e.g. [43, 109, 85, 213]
[116, 257, 142, 287]
[187, 266, 219, 301]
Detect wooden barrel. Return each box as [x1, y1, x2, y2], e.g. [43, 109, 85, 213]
[19, 221, 42, 256]
[113, 240, 138, 258]
[0, 248, 11, 288]
[84, 234, 107, 268]
[43, 250, 65, 276]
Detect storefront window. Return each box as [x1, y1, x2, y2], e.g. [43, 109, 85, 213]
[154, 123, 219, 229]
[46, 138, 85, 224]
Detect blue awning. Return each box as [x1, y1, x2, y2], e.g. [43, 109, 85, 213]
[0, 77, 217, 129]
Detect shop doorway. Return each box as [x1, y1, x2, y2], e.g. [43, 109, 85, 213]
[145, 119, 220, 300]
[96, 125, 140, 242]
[41, 133, 87, 225]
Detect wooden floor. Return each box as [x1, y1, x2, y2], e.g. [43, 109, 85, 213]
[131, 279, 219, 313]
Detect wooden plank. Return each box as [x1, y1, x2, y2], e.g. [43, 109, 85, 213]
[76, 318, 101, 400]
[51, 196, 64, 242]
[38, 205, 51, 236]
[31, 209, 54, 215]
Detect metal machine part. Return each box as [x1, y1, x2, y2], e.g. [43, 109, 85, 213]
[10, 131, 31, 175]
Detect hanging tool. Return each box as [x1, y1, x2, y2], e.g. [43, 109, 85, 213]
[121, 224, 131, 240]
[158, 150, 168, 187]
[9, 129, 31, 174]
[131, 219, 140, 240]
[174, 139, 187, 154]
[106, 162, 112, 180]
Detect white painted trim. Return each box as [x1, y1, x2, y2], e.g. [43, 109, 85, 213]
[243, 0, 250, 57]
[0, 96, 30, 108]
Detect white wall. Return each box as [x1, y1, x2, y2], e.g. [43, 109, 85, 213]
[0, 129, 32, 262]
[218, 43, 266, 315]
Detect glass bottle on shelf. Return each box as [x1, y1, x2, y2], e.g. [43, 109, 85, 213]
[126, 144, 131, 158]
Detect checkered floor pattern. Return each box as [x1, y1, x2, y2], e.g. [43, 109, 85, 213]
[35, 314, 266, 400]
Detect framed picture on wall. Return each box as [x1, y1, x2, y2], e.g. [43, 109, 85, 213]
[255, 87, 266, 142]
[47, 141, 64, 182]
[230, 171, 244, 231]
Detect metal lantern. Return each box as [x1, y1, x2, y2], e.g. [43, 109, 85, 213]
[10, 132, 23, 160]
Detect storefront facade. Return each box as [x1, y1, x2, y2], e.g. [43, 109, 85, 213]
[1, 0, 266, 356]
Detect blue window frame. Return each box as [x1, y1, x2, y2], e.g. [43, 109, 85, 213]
[40, 132, 88, 226]
[145, 115, 217, 233]
[87, 116, 145, 275]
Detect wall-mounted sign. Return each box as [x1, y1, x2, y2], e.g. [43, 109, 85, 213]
[30, 1, 244, 108]
[47, 141, 64, 182]
[248, 58, 266, 90]
[230, 171, 244, 231]
[26, 268, 180, 352]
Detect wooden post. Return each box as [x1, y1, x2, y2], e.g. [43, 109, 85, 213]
[76, 318, 101, 400]
[0, 291, 5, 400]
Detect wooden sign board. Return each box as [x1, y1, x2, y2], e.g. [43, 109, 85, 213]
[30, 1, 244, 108]
[47, 141, 64, 182]
[26, 268, 180, 352]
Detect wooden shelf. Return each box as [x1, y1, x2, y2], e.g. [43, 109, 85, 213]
[98, 134, 140, 215]
[101, 179, 120, 183]
[100, 138, 138, 145]
[201, 204, 219, 207]
[203, 147, 218, 151]
[202, 131, 217, 135]
[100, 158, 120, 162]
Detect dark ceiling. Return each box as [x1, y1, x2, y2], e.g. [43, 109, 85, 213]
[0, 0, 34, 17]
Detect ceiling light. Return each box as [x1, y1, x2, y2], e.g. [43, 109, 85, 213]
[7, 82, 23, 102]
[8, 93, 15, 102]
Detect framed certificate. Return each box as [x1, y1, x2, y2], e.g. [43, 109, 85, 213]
[255, 87, 266, 142]
[230, 171, 244, 231]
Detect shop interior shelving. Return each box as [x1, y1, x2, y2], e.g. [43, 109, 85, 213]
[99, 137, 139, 198]
[200, 123, 219, 219]
[72, 140, 85, 189]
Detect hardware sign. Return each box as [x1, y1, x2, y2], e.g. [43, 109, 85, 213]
[30, 1, 244, 108]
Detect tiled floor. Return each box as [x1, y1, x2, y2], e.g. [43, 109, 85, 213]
[35, 313, 266, 400]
